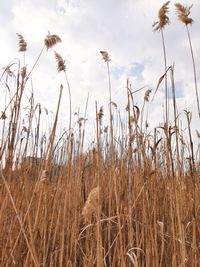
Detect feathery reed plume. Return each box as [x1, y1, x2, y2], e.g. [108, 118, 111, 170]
[21, 66, 27, 79]
[100, 51, 111, 62]
[153, 1, 170, 31]
[175, 3, 193, 25]
[0, 111, 7, 120]
[97, 106, 104, 125]
[82, 186, 99, 222]
[17, 33, 27, 52]
[54, 52, 66, 72]
[144, 89, 152, 102]
[44, 33, 62, 50]
[39, 170, 49, 182]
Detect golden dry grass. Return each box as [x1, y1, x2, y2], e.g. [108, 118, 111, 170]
[0, 3, 200, 266]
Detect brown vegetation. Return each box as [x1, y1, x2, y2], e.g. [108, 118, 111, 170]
[0, 2, 200, 266]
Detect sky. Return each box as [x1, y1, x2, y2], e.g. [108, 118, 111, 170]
[0, 0, 199, 147]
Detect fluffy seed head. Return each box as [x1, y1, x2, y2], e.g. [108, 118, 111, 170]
[144, 89, 152, 102]
[21, 66, 27, 79]
[175, 3, 193, 25]
[82, 186, 99, 222]
[100, 51, 111, 62]
[97, 106, 104, 125]
[17, 33, 27, 52]
[40, 170, 49, 182]
[153, 1, 170, 31]
[0, 111, 7, 120]
[54, 52, 66, 72]
[44, 33, 62, 50]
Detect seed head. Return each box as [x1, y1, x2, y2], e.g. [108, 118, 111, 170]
[175, 3, 193, 25]
[54, 52, 66, 72]
[40, 170, 49, 182]
[0, 111, 7, 120]
[97, 106, 104, 125]
[21, 66, 27, 79]
[144, 89, 152, 102]
[100, 51, 111, 62]
[153, 1, 170, 31]
[44, 33, 62, 50]
[82, 186, 100, 222]
[17, 33, 27, 52]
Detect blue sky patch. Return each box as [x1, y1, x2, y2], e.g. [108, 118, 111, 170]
[168, 81, 184, 99]
[128, 63, 144, 81]
[112, 62, 144, 81]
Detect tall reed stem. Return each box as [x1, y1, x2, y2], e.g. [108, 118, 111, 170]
[64, 71, 72, 131]
[186, 25, 200, 118]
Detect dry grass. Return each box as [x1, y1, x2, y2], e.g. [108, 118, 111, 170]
[0, 3, 200, 267]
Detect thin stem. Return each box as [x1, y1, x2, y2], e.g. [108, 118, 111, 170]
[107, 62, 113, 148]
[26, 45, 45, 81]
[161, 29, 171, 177]
[170, 65, 181, 177]
[64, 71, 72, 132]
[161, 29, 168, 124]
[186, 25, 200, 118]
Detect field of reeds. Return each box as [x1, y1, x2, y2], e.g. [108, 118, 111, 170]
[0, 2, 200, 267]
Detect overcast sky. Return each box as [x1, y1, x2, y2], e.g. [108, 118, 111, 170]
[0, 0, 199, 145]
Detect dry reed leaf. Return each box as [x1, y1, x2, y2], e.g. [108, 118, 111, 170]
[3, 66, 14, 77]
[152, 66, 171, 102]
[127, 247, 145, 267]
[133, 105, 140, 123]
[175, 3, 193, 25]
[110, 101, 117, 108]
[44, 108, 48, 115]
[22, 126, 28, 133]
[184, 110, 192, 124]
